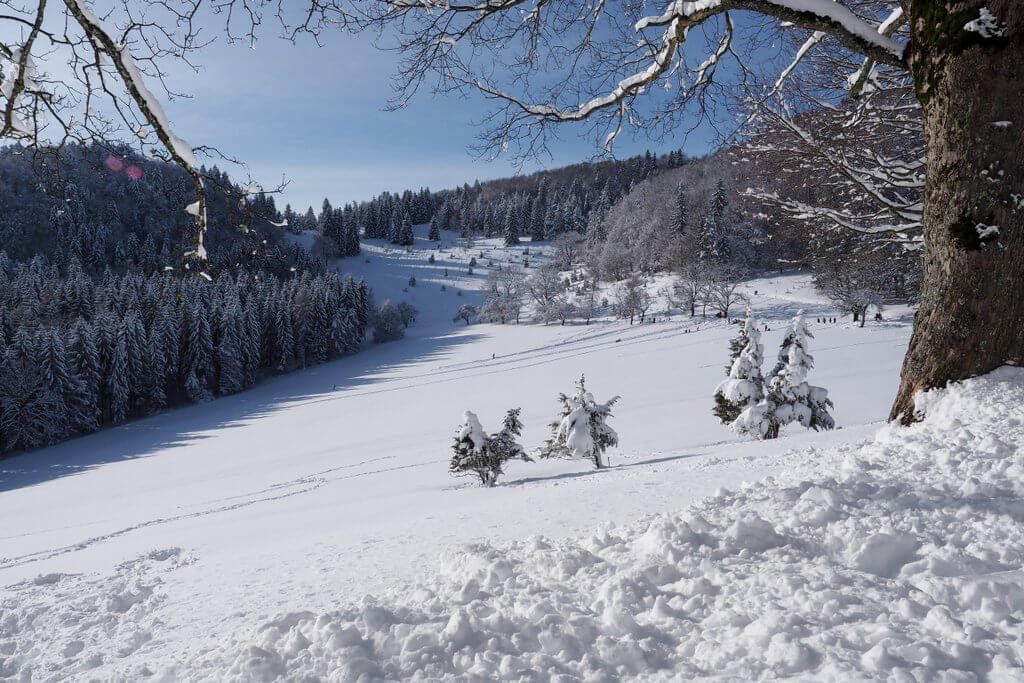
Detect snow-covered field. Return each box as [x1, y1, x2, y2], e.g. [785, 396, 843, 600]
[4, 227, 1017, 680]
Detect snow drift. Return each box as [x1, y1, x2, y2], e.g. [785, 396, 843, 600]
[218, 368, 1024, 681]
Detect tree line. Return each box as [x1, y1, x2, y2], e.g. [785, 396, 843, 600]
[0, 254, 371, 455]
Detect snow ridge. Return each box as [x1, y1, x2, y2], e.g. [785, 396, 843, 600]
[220, 368, 1024, 681]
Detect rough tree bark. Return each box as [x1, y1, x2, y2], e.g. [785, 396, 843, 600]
[889, 0, 1024, 422]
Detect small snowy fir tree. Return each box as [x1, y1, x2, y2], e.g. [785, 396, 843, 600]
[450, 409, 528, 487]
[428, 215, 441, 241]
[397, 212, 415, 246]
[733, 310, 835, 439]
[504, 208, 520, 246]
[540, 375, 620, 469]
[713, 308, 764, 424]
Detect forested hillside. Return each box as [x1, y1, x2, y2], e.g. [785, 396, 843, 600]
[0, 145, 371, 456]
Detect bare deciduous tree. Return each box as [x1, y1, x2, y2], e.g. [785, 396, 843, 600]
[707, 269, 747, 319]
[552, 231, 584, 268]
[669, 263, 711, 318]
[813, 253, 893, 326]
[526, 263, 570, 325]
[480, 267, 526, 323]
[613, 272, 652, 325]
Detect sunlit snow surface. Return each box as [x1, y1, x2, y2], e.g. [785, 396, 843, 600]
[4, 226, 996, 680]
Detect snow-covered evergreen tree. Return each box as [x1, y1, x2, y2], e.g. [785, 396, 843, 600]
[503, 203, 520, 246]
[108, 329, 131, 424]
[183, 302, 214, 402]
[698, 180, 730, 264]
[449, 409, 528, 487]
[733, 310, 835, 439]
[397, 212, 415, 246]
[669, 183, 688, 239]
[373, 300, 406, 343]
[540, 376, 620, 469]
[529, 195, 546, 242]
[428, 215, 441, 241]
[68, 319, 101, 430]
[713, 309, 764, 424]
[0, 345, 63, 451]
[215, 303, 244, 395]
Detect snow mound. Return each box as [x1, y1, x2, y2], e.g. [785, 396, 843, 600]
[0, 548, 194, 680]
[225, 368, 1024, 680]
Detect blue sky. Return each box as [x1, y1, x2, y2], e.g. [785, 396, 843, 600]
[163, 30, 720, 212]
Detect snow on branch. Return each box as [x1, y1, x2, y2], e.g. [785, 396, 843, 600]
[366, 0, 909, 157]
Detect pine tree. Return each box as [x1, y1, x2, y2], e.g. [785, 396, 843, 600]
[144, 324, 168, 412]
[428, 215, 441, 242]
[733, 311, 835, 439]
[183, 302, 213, 403]
[398, 212, 415, 246]
[215, 302, 244, 395]
[539, 376, 620, 468]
[503, 203, 520, 246]
[35, 328, 72, 438]
[0, 345, 63, 451]
[68, 319, 101, 431]
[669, 183, 688, 267]
[698, 180, 730, 263]
[273, 293, 295, 371]
[388, 206, 402, 243]
[449, 408, 528, 487]
[342, 204, 361, 256]
[122, 312, 157, 416]
[529, 195, 546, 242]
[108, 328, 131, 423]
[318, 197, 333, 234]
[241, 301, 261, 387]
[713, 309, 764, 424]
[307, 285, 333, 363]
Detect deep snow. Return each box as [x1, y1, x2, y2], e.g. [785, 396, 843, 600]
[0, 227, 951, 680]
[223, 368, 1024, 681]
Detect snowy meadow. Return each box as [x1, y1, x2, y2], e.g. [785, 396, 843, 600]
[4, 229, 995, 681]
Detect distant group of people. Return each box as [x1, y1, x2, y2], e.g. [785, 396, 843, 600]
[817, 317, 838, 324]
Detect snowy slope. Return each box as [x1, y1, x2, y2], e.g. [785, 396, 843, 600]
[0, 228, 917, 680]
[219, 368, 1024, 681]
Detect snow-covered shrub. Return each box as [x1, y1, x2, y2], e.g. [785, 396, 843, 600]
[453, 304, 478, 325]
[408, 276, 417, 287]
[396, 302, 418, 329]
[540, 376, 620, 468]
[450, 409, 529, 487]
[733, 310, 835, 439]
[372, 300, 406, 344]
[713, 309, 764, 424]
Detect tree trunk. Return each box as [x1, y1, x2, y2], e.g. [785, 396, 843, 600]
[891, 0, 1024, 422]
